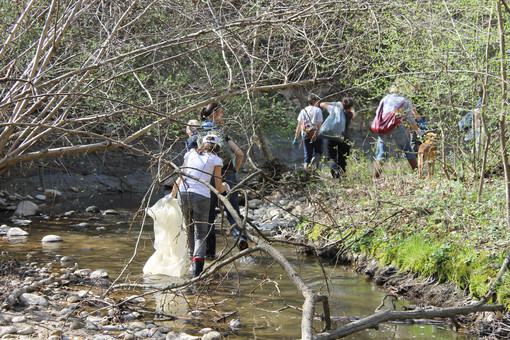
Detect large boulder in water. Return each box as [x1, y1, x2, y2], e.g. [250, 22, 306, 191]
[13, 201, 40, 217]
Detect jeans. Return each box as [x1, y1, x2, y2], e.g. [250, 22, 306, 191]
[327, 139, 351, 175]
[205, 170, 244, 256]
[179, 192, 210, 259]
[376, 125, 416, 161]
[303, 137, 323, 165]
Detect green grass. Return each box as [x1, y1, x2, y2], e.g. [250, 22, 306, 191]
[297, 152, 510, 304]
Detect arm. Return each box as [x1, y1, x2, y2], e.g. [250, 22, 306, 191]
[170, 177, 181, 198]
[294, 120, 302, 139]
[213, 165, 228, 194]
[319, 102, 341, 110]
[228, 140, 244, 172]
[403, 100, 418, 130]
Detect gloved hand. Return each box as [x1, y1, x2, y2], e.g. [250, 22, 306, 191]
[292, 137, 299, 149]
[164, 194, 174, 201]
[417, 129, 425, 137]
[417, 119, 427, 130]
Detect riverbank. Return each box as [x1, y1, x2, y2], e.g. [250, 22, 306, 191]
[290, 156, 510, 338]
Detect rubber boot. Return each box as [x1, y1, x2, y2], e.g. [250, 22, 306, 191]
[193, 257, 204, 278]
[374, 161, 383, 179]
[408, 158, 418, 171]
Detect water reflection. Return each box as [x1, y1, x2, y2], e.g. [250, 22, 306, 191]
[6, 236, 29, 244]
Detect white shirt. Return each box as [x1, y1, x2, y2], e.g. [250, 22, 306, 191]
[178, 149, 223, 198]
[298, 105, 323, 126]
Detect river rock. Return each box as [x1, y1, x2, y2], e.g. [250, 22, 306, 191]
[199, 328, 213, 335]
[166, 332, 180, 340]
[129, 321, 146, 330]
[268, 209, 280, 218]
[0, 326, 18, 337]
[75, 269, 92, 277]
[70, 320, 84, 329]
[35, 194, 46, 201]
[11, 315, 27, 323]
[14, 200, 40, 217]
[123, 312, 141, 321]
[73, 222, 89, 231]
[19, 293, 48, 306]
[44, 189, 62, 198]
[177, 333, 200, 340]
[90, 269, 109, 279]
[126, 296, 146, 305]
[91, 335, 114, 340]
[7, 227, 29, 237]
[103, 209, 119, 215]
[86, 206, 100, 213]
[16, 326, 35, 335]
[0, 224, 9, 235]
[42, 235, 63, 242]
[12, 218, 31, 226]
[77, 290, 89, 298]
[60, 256, 75, 263]
[248, 199, 263, 209]
[202, 331, 222, 340]
[59, 307, 73, 317]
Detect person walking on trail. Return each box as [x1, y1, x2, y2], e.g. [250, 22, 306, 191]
[293, 93, 323, 168]
[170, 134, 229, 277]
[196, 102, 248, 258]
[373, 82, 423, 179]
[320, 97, 355, 178]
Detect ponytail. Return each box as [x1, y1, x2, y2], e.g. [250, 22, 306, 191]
[199, 102, 222, 121]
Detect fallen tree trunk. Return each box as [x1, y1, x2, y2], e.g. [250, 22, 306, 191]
[314, 303, 503, 339]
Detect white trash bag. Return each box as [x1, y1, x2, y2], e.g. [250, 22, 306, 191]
[143, 197, 189, 277]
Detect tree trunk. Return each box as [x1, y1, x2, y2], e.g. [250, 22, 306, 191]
[497, 0, 510, 230]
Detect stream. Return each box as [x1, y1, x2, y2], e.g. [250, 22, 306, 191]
[0, 194, 472, 339]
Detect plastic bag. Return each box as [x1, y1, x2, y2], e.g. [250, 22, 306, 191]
[318, 103, 346, 140]
[143, 197, 189, 277]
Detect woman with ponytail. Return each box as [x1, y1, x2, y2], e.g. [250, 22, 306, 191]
[197, 102, 248, 257]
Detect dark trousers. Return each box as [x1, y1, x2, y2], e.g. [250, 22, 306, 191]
[327, 139, 351, 177]
[303, 137, 323, 165]
[205, 170, 242, 256]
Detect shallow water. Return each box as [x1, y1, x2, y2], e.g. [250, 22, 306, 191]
[0, 199, 472, 339]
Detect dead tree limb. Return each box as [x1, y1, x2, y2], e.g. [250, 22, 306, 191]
[314, 303, 504, 340]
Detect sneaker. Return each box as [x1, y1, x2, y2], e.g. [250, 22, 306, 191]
[238, 238, 249, 251]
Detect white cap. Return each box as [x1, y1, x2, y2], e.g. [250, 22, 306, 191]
[202, 134, 220, 145]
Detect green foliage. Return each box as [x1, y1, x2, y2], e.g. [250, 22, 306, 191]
[298, 149, 510, 304]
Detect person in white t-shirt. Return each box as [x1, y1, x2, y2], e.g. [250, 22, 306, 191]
[320, 97, 355, 178]
[293, 93, 323, 168]
[171, 134, 229, 277]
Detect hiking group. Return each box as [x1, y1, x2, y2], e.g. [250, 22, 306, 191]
[294, 81, 432, 179]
